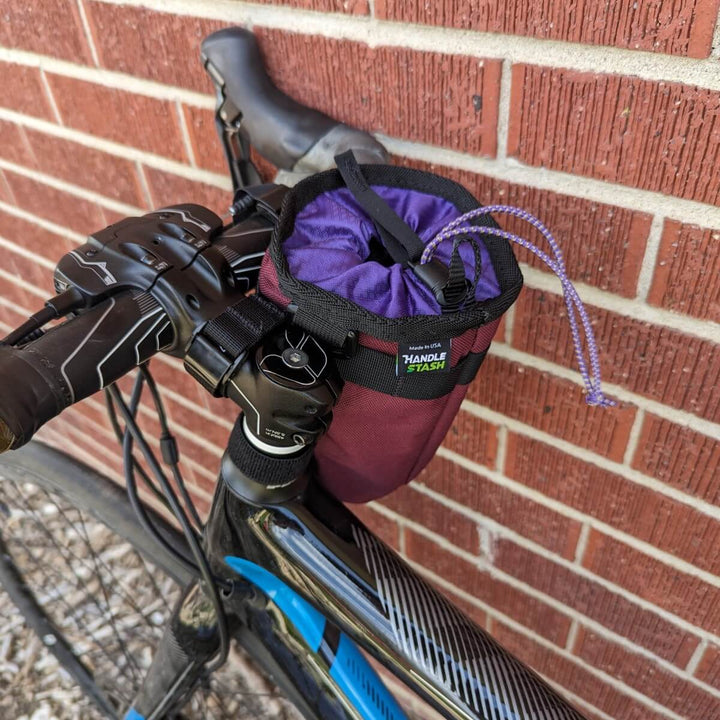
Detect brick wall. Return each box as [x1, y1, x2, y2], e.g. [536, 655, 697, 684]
[1, 2, 719, 718]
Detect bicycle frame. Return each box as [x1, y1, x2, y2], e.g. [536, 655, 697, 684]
[128, 437, 586, 720]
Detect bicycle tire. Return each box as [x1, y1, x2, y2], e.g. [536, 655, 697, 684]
[0, 441, 293, 720]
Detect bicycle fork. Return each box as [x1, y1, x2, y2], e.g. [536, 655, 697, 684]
[126, 582, 221, 720]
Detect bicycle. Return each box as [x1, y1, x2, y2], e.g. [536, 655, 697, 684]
[0, 27, 594, 720]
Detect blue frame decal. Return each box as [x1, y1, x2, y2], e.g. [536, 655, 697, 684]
[330, 631, 408, 720]
[224, 555, 326, 651]
[224, 556, 408, 720]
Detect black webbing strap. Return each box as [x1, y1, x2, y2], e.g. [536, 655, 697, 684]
[335, 150, 426, 265]
[203, 294, 285, 356]
[334, 150, 474, 311]
[336, 345, 488, 400]
[184, 294, 286, 395]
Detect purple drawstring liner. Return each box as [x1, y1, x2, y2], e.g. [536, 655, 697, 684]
[423, 205, 616, 408]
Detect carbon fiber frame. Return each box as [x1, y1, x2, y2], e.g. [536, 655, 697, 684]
[199, 465, 588, 720]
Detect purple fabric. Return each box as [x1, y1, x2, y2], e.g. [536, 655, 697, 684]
[283, 186, 501, 318]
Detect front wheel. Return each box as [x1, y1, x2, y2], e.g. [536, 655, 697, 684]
[0, 441, 292, 719]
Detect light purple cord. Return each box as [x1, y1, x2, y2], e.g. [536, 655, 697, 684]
[423, 205, 616, 408]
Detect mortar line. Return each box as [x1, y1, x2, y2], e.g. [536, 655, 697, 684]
[38, 70, 64, 125]
[495, 425, 508, 473]
[712, 11, 720, 58]
[0, 159, 142, 215]
[502, 303, 515, 345]
[0, 200, 85, 241]
[564, 619, 580, 652]
[636, 214, 665, 301]
[0, 235, 56, 270]
[686, 640, 709, 676]
[573, 523, 592, 564]
[496, 58, 512, 159]
[76, 0, 101, 67]
[175, 101, 197, 167]
[622, 408, 646, 467]
[135, 162, 154, 208]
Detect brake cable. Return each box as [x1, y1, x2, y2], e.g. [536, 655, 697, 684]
[106, 373, 231, 673]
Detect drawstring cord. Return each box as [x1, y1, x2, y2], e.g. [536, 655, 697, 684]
[423, 205, 616, 408]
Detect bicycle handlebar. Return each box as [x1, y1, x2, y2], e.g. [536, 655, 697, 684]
[202, 28, 388, 173]
[0, 292, 172, 450]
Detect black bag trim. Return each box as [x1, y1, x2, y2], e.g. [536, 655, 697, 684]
[270, 164, 523, 345]
[336, 346, 488, 400]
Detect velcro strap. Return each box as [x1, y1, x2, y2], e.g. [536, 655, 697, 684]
[204, 294, 285, 357]
[185, 294, 286, 395]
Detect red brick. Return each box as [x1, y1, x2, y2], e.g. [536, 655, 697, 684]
[492, 621, 671, 720]
[381, 483, 480, 553]
[376, 0, 720, 58]
[0, 272, 44, 312]
[411, 454, 581, 559]
[143, 167, 231, 216]
[441, 409, 498, 466]
[3, 170, 107, 234]
[346, 504, 400, 549]
[0, 301, 28, 331]
[402, 156, 651, 297]
[574, 628, 720, 718]
[467, 354, 637, 460]
[492, 538, 699, 666]
[508, 66, 720, 206]
[512, 287, 720, 422]
[405, 530, 572, 646]
[256, 28, 501, 158]
[182, 106, 227, 175]
[148, 357, 214, 415]
[86, 4, 502, 157]
[85, 2, 223, 93]
[23, 129, 146, 208]
[632, 414, 720, 502]
[2, 246, 55, 296]
[0, 122, 35, 167]
[0, 62, 55, 120]
[696, 643, 720, 686]
[507, 433, 720, 574]
[0, 0, 93, 63]
[46, 74, 188, 163]
[648, 220, 720, 322]
[582, 529, 720, 634]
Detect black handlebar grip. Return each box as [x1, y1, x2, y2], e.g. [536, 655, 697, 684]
[202, 28, 337, 169]
[201, 28, 387, 171]
[0, 291, 173, 451]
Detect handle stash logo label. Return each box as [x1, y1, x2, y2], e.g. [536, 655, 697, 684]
[397, 339, 451, 375]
